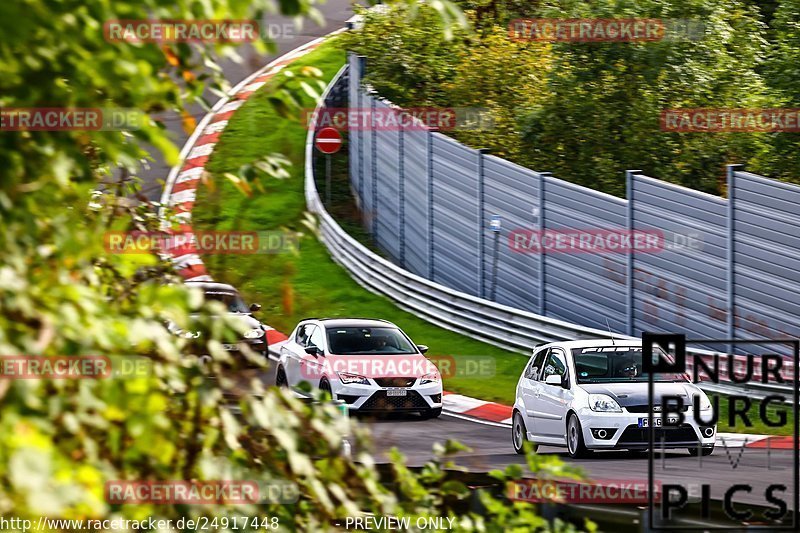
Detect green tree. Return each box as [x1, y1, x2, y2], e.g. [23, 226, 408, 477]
[519, 0, 775, 196]
[0, 0, 585, 529]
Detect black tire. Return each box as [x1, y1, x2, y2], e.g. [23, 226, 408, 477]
[421, 407, 442, 419]
[275, 366, 288, 387]
[688, 445, 714, 457]
[319, 378, 333, 400]
[566, 413, 590, 459]
[512, 411, 537, 455]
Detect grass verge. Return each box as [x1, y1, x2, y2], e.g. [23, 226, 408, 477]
[192, 37, 525, 405]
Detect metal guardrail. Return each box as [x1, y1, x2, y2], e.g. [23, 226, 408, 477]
[305, 68, 614, 353]
[304, 65, 796, 400]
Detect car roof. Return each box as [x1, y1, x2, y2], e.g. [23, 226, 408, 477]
[185, 281, 238, 292]
[541, 338, 642, 350]
[309, 318, 398, 329]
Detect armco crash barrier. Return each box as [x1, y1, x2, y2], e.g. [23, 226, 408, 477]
[345, 53, 800, 359]
[307, 63, 797, 399]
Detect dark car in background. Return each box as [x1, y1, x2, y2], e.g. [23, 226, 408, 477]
[168, 281, 269, 365]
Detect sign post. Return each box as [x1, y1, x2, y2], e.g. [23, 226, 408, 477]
[489, 215, 502, 301]
[315, 127, 342, 207]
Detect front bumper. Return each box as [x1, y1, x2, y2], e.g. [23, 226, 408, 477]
[577, 407, 716, 450]
[333, 380, 443, 412]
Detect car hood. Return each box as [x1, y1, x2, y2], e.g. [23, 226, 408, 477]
[323, 353, 436, 378]
[579, 381, 701, 407]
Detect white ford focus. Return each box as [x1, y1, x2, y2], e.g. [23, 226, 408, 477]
[512, 339, 716, 458]
[277, 318, 443, 418]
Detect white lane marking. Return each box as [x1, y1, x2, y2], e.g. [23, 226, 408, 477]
[716, 432, 771, 448]
[442, 410, 511, 429]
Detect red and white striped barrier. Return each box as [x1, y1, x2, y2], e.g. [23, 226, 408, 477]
[159, 32, 344, 282]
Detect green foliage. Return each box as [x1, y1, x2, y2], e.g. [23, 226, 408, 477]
[519, 0, 777, 195]
[0, 0, 586, 530]
[342, 4, 553, 162]
[348, 0, 800, 196]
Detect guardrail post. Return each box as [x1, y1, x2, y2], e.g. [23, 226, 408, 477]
[626, 169, 642, 337]
[398, 111, 406, 267]
[427, 128, 437, 280]
[537, 172, 551, 316]
[371, 95, 378, 242]
[726, 164, 742, 351]
[356, 56, 366, 211]
[477, 148, 489, 298]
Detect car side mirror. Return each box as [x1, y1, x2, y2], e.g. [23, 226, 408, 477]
[545, 374, 566, 387]
[249, 303, 261, 313]
[304, 346, 322, 356]
[416, 344, 429, 354]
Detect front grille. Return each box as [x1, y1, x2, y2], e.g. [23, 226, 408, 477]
[374, 377, 416, 387]
[617, 424, 699, 444]
[625, 404, 690, 413]
[360, 390, 428, 411]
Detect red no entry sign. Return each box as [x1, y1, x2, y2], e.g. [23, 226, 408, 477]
[315, 127, 342, 154]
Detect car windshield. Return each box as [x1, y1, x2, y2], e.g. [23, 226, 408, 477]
[204, 290, 250, 313]
[571, 346, 687, 384]
[326, 326, 417, 355]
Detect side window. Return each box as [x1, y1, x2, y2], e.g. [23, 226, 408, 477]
[525, 348, 549, 380]
[540, 349, 567, 382]
[295, 324, 312, 346]
[308, 326, 325, 351]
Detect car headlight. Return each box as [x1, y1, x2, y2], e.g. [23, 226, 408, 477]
[338, 372, 370, 385]
[420, 372, 441, 385]
[243, 328, 265, 339]
[588, 394, 622, 412]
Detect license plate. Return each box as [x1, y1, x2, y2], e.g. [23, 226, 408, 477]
[222, 343, 238, 351]
[386, 389, 407, 397]
[639, 417, 680, 428]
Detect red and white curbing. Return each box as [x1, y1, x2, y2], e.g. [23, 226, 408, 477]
[159, 31, 346, 282]
[442, 393, 791, 449]
[159, 30, 346, 343]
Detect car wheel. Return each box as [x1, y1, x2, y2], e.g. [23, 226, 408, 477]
[319, 378, 333, 400]
[688, 445, 714, 457]
[567, 413, 590, 459]
[275, 366, 288, 388]
[512, 411, 536, 455]
[421, 407, 442, 419]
